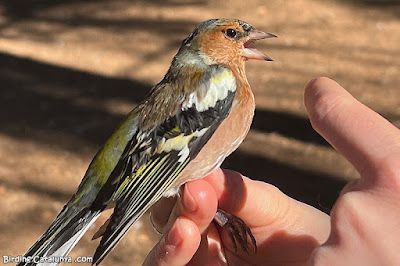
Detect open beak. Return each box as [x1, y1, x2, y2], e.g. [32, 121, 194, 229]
[242, 29, 277, 61]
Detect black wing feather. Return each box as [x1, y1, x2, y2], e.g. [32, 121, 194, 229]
[92, 73, 236, 265]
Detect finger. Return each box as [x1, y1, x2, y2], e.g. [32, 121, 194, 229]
[173, 179, 218, 233]
[204, 169, 328, 229]
[203, 169, 288, 226]
[304, 77, 400, 179]
[143, 217, 200, 266]
[188, 225, 228, 265]
[151, 196, 177, 233]
[203, 169, 330, 252]
[151, 178, 218, 234]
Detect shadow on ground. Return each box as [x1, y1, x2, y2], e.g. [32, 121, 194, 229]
[252, 109, 329, 147]
[0, 0, 201, 53]
[0, 52, 150, 149]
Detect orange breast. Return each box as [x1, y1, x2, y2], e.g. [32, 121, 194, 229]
[173, 83, 255, 187]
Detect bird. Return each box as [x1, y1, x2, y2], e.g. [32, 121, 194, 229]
[18, 18, 276, 266]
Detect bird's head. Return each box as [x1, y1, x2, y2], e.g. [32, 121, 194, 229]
[179, 19, 276, 67]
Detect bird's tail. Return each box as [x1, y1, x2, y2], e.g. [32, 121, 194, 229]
[17, 204, 101, 266]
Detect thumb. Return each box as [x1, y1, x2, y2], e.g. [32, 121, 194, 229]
[143, 217, 200, 266]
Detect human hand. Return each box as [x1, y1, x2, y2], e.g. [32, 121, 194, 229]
[143, 168, 330, 265]
[306, 78, 400, 265]
[144, 77, 400, 265]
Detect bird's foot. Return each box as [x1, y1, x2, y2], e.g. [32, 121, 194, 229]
[214, 208, 257, 253]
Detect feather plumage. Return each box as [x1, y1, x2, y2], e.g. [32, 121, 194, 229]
[91, 65, 236, 265]
[19, 18, 274, 265]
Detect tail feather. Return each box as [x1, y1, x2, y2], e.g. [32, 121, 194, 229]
[92, 207, 149, 265]
[17, 205, 101, 266]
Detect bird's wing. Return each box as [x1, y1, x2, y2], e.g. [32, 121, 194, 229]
[92, 65, 237, 265]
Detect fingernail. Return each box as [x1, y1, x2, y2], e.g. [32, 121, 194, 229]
[305, 78, 317, 89]
[182, 184, 198, 212]
[166, 219, 182, 248]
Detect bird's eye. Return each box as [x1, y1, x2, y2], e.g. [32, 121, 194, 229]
[225, 28, 237, 38]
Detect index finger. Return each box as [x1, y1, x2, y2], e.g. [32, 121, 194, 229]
[203, 169, 330, 249]
[203, 169, 328, 229]
[304, 77, 400, 183]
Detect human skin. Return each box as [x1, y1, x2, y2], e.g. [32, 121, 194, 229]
[143, 77, 400, 265]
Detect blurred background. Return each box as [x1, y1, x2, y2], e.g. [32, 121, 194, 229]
[0, 0, 399, 265]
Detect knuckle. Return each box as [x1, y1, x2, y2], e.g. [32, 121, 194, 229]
[362, 153, 400, 195]
[309, 245, 335, 266]
[332, 192, 357, 216]
[330, 191, 371, 240]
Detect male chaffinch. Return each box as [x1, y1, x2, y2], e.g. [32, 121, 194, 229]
[18, 18, 276, 265]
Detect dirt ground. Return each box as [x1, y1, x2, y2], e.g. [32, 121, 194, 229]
[0, 0, 399, 265]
